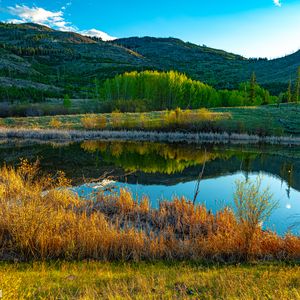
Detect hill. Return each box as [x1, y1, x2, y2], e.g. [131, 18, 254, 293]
[0, 22, 299, 99]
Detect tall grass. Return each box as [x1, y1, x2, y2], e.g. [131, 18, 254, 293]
[0, 161, 299, 262]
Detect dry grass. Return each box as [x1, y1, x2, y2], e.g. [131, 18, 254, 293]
[0, 161, 299, 262]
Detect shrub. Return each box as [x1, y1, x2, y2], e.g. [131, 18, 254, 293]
[49, 117, 62, 128]
[81, 115, 107, 130]
[234, 178, 278, 259]
[111, 110, 123, 128]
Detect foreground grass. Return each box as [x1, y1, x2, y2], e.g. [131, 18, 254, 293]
[0, 261, 299, 299]
[1, 104, 300, 136]
[1, 161, 299, 263]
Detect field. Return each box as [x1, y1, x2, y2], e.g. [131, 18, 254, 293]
[0, 261, 299, 299]
[1, 104, 300, 137]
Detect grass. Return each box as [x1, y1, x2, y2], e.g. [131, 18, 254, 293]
[0, 158, 299, 299]
[0, 261, 300, 299]
[1, 104, 300, 137]
[214, 103, 300, 136]
[0, 161, 299, 263]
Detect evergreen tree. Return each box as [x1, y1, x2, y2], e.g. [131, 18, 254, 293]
[293, 66, 300, 104]
[287, 80, 292, 103]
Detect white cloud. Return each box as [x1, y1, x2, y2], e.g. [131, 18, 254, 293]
[273, 0, 282, 7]
[6, 5, 77, 31]
[4, 4, 117, 41]
[79, 29, 116, 41]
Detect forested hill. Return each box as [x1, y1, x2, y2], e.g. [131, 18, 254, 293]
[0, 22, 299, 99]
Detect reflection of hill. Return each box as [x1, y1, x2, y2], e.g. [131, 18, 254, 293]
[0, 140, 299, 191]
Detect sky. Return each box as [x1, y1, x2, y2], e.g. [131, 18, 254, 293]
[0, 0, 300, 58]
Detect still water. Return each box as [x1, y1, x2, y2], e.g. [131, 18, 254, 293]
[0, 139, 299, 235]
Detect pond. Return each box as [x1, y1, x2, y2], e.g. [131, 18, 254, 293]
[0, 139, 299, 235]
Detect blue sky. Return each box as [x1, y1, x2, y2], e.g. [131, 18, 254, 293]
[0, 0, 300, 58]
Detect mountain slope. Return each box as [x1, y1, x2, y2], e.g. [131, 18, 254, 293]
[0, 22, 299, 99]
[113, 37, 249, 89]
[0, 23, 151, 97]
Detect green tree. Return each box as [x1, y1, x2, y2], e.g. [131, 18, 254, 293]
[293, 67, 300, 105]
[249, 72, 256, 105]
[287, 80, 292, 103]
[63, 94, 72, 108]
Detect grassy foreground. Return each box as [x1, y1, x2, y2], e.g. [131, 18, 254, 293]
[0, 261, 299, 299]
[1, 104, 300, 137]
[1, 160, 299, 263]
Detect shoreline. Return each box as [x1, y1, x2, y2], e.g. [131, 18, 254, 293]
[0, 127, 300, 145]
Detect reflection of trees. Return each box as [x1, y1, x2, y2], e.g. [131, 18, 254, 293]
[81, 141, 232, 174]
[80, 141, 299, 194]
[241, 154, 256, 181]
[280, 162, 294, 199]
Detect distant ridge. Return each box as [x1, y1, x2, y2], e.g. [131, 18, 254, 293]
[0, 22, 299, 97]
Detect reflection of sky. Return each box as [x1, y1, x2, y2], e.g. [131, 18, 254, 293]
[74, 171, 300, 236]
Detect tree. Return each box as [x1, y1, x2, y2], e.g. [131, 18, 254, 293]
[287, 80, 292, 103]
[249, 72, 257, 105]
[293, 67, 300, 105]
[63, 94, 71, 108]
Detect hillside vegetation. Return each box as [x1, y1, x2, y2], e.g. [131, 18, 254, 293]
[1, 22, 300, 102]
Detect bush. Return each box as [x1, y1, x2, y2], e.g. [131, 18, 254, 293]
[234, 178, 278, 259]
[81, 115, 107, 130]
[49, 117, 62, 128]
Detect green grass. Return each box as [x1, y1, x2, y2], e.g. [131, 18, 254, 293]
[214, 103, 300, 136]
[1, 103, 300, 136]
[0, 261, 299, 299]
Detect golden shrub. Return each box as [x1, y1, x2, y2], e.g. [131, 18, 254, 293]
[49, 117, 62, 128]
[81, 115, 107, 130]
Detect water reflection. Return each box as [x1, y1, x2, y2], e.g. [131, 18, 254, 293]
[0, 139, 299, 235]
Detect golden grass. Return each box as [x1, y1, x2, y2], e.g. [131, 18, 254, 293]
[0, 161, 299, 262]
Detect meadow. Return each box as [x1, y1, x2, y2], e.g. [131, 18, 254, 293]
[1, 104, 300, 138]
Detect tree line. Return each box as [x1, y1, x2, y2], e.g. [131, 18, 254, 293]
[98, 70, 278, 111]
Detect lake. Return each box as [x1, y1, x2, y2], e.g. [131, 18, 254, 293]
[0, 139, 299, 235]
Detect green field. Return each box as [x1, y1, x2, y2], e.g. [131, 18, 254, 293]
[0, 262, 299, 299]
[1, 104, 300, 136]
